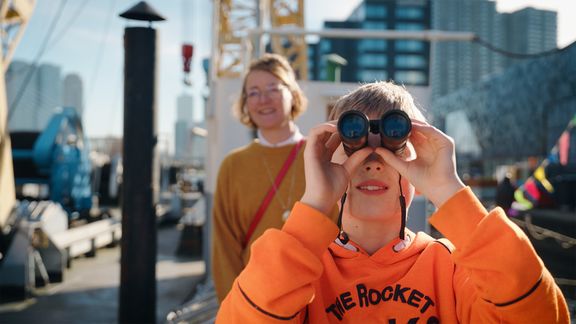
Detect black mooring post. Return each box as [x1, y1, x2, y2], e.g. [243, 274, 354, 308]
[119, 26, 159, 324]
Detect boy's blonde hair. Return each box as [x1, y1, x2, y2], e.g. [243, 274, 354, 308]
[329, 81, 426, 122]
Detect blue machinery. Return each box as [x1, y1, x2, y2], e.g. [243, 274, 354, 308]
[0, 107, 121, 301]
[10, 107, 93, 219]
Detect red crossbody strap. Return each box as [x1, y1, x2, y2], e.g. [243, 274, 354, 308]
[242, 139, 305, 249]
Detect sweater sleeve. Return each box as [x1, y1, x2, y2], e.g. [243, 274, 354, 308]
[429, 187, 570, 323]
[216, 202, 339, 323]
[212, 157, 245, 302]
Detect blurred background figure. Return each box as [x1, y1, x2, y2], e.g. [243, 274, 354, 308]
[495, 172, 517, 214]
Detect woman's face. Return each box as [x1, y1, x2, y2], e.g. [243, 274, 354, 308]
[244, 70, 294, 130]
[332, 112, 415, 222]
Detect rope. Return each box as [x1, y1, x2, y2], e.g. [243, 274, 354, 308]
[510, 215, 576, 249]
[554, 278, 576, 287]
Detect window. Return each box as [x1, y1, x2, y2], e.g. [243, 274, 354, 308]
[395, 40, 424, 51]
[359, 39, 387, 51]
[320, 41, 331, 52]
[396, 7, 424, 19]
[363, 21, 387, 30]
[357, 70, 388, 82]
[359, 54, 387, 67]
[394, 71, 427, 84]
[395, 55, 427, 68]
[395, 23, 424, 30]
[366, 4, 387, 18]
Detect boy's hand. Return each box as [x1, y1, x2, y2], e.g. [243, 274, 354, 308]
[301, 123, 372, 215]
[375, 120, 465, 208]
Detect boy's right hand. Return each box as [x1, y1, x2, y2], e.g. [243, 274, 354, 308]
[300, 122, 372, 215]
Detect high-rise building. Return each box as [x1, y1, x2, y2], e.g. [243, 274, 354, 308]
[190, 121, 207, 167]
[36, 64, 62, 130]
[6, 61, 37, 130]
[502, 8, 557, 67]
[431, 0, 505, 99]
[431, 0, 557, 99]
[177, 94, 194, 123]
[174, 120, 191, 161]
[174, 94, 194, 162]
[6, 61, 62, 131]
[62, 73, 84, 118]
[311, 0, 431, 86]
[308, 0, 557, 100]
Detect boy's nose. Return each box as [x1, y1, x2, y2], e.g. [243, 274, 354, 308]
[364, 153, 384, 172]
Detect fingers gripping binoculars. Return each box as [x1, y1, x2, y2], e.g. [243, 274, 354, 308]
[337, 110, 412, 156]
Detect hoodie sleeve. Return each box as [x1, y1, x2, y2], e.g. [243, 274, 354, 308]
[429, 187, 570, 323]
[216, 202, 339, 323]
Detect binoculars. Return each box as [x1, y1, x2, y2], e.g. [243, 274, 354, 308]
[337, 110, 412, 156]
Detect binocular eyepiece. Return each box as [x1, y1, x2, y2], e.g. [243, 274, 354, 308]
[337, 110, 412, 156]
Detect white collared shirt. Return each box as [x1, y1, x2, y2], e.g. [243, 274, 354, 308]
[257, 126, 304, 147]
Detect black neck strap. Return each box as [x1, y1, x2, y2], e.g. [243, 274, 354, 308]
[337, 192, 349, 244]
[398, 174, 406, 240]
[337, 174, 406, 244]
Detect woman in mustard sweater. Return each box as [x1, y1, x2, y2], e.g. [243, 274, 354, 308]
[216, 81, 569, 323]
[212, 54, 338, 302]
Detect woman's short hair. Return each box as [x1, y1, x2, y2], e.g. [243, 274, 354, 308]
[328, 81, 427, 122]
[234, 53, 308, 128]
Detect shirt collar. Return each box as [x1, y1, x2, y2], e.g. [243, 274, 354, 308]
[257, 125, 304, 147]
[334, 231, 413, 253]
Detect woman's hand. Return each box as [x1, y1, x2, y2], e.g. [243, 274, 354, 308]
[300, 123, 372, 215]
[375, 120, 465, 208]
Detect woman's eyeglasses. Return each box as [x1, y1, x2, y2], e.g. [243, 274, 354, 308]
[246, 84, 287, 102]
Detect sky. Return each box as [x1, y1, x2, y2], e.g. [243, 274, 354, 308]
[10, 0, 576, 152]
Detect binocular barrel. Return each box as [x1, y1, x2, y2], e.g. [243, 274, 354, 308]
[337, 110, 412, 156]
[337, 110, 370, 156]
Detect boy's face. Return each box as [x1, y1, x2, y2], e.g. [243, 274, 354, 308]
[332, 112, 415, 222]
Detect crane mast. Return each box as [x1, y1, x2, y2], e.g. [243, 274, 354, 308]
[214, 0, 306, 79]
[0, 0, 35, 229]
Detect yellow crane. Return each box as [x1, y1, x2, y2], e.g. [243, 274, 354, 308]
[214, 0, 307, 79]
[0, 0, 35, 230]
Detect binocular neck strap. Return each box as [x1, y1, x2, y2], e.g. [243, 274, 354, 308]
[398, 174, 407, 240]
[337, 192, 349, 245]
[337, 174, 406, 245]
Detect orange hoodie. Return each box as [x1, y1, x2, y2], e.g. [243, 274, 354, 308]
[217, 187, 569, 323]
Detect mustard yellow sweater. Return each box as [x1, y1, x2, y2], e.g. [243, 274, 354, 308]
[212, 140, 338, 302]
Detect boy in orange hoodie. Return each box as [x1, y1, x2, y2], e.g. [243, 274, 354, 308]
[216, 81, 570, 323]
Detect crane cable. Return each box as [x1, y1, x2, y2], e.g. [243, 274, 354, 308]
[88, 0, 118, 103]
[472, 35, 564, 59]
[44, 0, 92, 54]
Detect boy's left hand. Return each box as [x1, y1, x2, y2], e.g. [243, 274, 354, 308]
[375, 120, 465, 207]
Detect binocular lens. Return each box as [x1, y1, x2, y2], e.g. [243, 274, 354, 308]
[380, 112, 411, 139]
[379, 111, 412, 153]
[337, 111, 369, 156]
[339, 113, 368, 139]
[338, 109, 411, 156]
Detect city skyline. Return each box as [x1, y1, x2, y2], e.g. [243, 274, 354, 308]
[10, 0, 576, 149]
